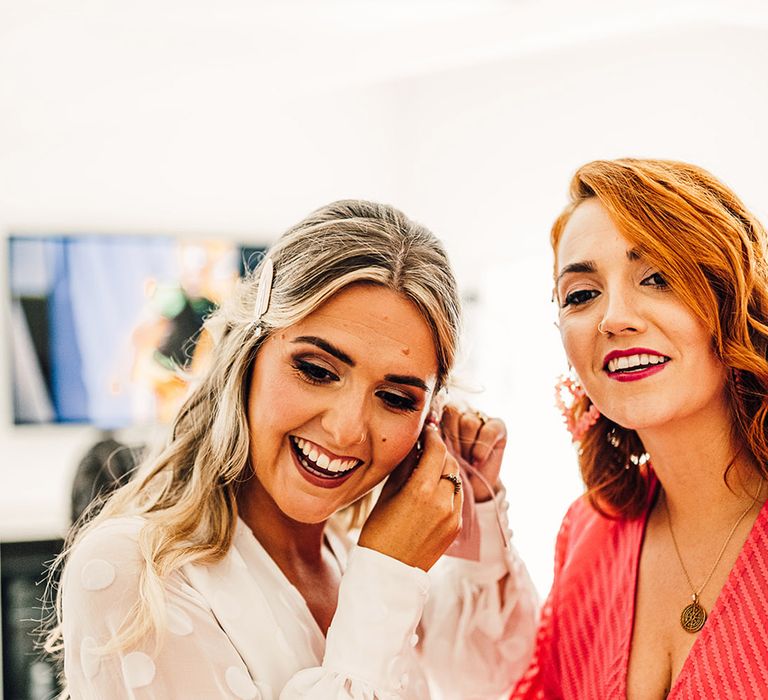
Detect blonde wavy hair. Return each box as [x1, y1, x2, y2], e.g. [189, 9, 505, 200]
[552, 159, 768, 518]
[45, 199, 461, 668]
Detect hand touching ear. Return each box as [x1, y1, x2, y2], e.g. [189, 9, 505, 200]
[357, 424, 463, 571]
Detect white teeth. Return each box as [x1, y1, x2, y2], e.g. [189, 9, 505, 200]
[291, 436, 361, 476]
[607, 354, 668, 372]
[328, 458, 344, 472]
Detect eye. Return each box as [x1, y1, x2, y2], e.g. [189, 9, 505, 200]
[562, 289, 600, 308]
[641, 271, 668, 288]
[376, 389, 418, 413]
[292, 358, 339, 385]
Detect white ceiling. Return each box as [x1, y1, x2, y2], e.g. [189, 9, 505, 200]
[3, 0, 767, 100]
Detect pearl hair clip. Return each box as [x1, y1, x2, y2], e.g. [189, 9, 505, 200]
[253, 257, 274, 329]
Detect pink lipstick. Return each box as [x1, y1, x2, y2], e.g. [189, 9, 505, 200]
[603, 347, 670, 383]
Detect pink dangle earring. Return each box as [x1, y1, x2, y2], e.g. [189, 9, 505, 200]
[555, 371, 601, 443]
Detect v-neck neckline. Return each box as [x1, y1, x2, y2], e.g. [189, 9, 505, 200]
[620, 475, 768, 698]
[235, 516, 345, 645]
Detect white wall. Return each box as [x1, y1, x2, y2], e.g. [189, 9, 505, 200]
[0, 1, 412, 539]
[392, 18, 768, 593]
[2, 0, 768, 598]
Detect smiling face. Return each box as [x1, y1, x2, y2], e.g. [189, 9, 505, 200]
[555, 198, 729, 432]
[246, 282, 439, 524]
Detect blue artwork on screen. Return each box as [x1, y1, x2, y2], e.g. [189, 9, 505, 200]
[9, 235, 262, 428]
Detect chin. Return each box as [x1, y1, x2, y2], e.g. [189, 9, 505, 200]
[291, 513, 331, 525]
[278, 496, 341, 525]
[604, 409, 675, 433]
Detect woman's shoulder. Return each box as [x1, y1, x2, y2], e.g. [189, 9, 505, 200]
[64, 516, 147, 590]
[560, 481, 654, 535]
[556, 493, 600, 542]
[71, 515, 146, 553]
[554, 490, 648, 578]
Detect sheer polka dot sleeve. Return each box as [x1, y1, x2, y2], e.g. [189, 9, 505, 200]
[419, 488, 539, 699]
[62, 518, 267, 699]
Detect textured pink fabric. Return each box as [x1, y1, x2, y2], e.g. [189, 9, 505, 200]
[512, 478, 768, 699]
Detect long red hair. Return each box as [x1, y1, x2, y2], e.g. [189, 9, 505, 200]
[552, 159, 768, 518]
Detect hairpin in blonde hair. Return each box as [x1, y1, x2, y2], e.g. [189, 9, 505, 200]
[253, 257, 274, 330]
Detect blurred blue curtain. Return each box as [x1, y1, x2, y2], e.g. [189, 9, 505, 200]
[51, 236, 176, 427]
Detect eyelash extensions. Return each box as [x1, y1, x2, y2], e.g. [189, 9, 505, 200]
[291, 357, 418, 413]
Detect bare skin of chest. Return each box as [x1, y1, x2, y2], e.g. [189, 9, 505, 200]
[626, 510, 756, 700]
[286, 553, 341, 637]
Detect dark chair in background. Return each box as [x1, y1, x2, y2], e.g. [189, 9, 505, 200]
[1, 436, 143, 699]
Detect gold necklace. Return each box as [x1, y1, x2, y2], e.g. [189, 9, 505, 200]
[663, 479, 763, 633]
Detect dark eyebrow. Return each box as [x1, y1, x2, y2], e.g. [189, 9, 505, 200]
[384, 374, 430, 392]
[557, 248, 644, 282]
[291, 336, 430, 391]
[291, 336, 355, 366]
[556, 261, 596, 283]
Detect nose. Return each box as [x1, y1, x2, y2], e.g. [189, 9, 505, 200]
[598, 287, 647, 336]
[320, 393, 368, 449]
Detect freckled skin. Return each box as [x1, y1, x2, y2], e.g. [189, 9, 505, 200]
[556, 199, 728, 432]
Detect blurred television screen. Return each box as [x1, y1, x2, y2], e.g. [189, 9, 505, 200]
[9, 235, 265, 428]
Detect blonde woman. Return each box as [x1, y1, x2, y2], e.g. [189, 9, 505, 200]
[49, 201, 537, 699]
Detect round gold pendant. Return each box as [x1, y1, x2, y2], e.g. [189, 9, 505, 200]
[681, 598, 707, 633]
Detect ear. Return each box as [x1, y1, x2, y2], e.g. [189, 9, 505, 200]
[428, 387, 449, 421]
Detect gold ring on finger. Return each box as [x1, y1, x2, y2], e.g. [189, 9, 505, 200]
[474, 410, 489, 426]
[440, 473, 462, 494]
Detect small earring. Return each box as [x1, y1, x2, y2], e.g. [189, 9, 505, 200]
[732, 368, 744, 393]
[555, 371, 601, 443]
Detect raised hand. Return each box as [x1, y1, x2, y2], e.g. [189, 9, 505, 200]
[357, 424, 464, 571]
[439, 404, 507, 502]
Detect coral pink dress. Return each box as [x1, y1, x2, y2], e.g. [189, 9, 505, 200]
[512, 478, 768, 699]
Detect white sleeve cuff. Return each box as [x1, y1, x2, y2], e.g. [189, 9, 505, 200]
[323, 545, 430, 693]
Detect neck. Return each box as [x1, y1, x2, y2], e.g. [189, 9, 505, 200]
[237, 478, 326, 567]
[637, 397, 764, 527]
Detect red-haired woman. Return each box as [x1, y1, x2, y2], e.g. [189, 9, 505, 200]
[513, 159, 768, 699]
